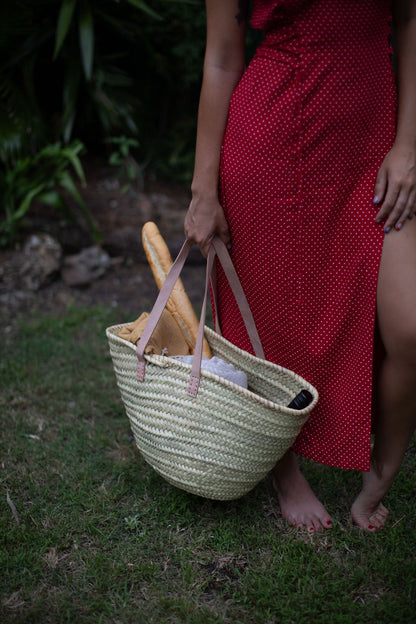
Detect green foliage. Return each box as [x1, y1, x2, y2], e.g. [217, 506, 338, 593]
[0, 0, 203, 172]
[0, 140, 100, 247]
[0, 0, 204, 246]
[106, 135, 142, 191]
[134, 0, 206, 179]
[0, 0, 259, 247]
[0, 0, 149, 151]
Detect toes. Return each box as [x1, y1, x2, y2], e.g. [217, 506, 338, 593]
[309, 515, 333, 531]
[368, 503, 389, 529]
[351, 509, 376, 531]
[351, 496, 390, 532]
[355, 517, 378, 531]
[310, 517, 323, 532]
[314, 516, 333, 531]
[310, 517, 321, 532]
[378, 503, 389, 517]
[292, 519, 318, 532]
[288, 511, 334, 532]
[369, 510, 388, 529]
[368, 516, 384, 530]
[306, 515, 333, 532]
[352, 511, 387, 531]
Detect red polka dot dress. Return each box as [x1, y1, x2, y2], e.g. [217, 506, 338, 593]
[216, 0, 397, 471]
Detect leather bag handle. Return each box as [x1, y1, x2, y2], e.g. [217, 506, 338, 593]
[136, 236, 265, 397]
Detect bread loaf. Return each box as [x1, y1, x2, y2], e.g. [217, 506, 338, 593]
[142, 222, 212, 358]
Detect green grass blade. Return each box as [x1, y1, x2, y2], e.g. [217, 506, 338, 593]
[62, 60, 81, 143]
[59, 171, 102, 242]
[36, 190, 67, 211]
[61, 141, 86, 183]
[78, 0, 94, 81]
[58, 170, 85, 205]
[63, 108, 76, 145]
[53, 0, 77, 60]
[14, 183, 47, 220]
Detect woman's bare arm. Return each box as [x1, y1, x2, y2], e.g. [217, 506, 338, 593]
[374, 0, 416, 231]
[184, 0, 249, 255]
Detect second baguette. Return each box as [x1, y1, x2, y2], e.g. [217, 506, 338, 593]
[142, 222, 212, 358]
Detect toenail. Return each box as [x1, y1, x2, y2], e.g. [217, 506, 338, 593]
[368, 525, 375, 530]
[326, 520, 332, 526]
[308, 527, 314, 532]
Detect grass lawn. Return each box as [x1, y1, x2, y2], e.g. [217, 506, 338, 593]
[1, 305, 415, 623]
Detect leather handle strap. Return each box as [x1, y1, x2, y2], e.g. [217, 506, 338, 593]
[136, 238, 193, 381]
[136, 236, 265, 397]
[210, 260, 221, 336]
[212, 237, 264, 358]
[187, 245, 215, 396]
[187, 238, 265, 396]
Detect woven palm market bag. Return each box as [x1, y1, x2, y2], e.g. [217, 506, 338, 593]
[106, 236, 318, 500]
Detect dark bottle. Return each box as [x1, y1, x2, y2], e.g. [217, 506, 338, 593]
[287, 390, 313, 410]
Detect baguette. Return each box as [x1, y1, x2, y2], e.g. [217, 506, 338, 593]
[142, 221, 212, 358]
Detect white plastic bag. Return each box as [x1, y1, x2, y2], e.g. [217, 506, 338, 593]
[171, 355, 248, 389]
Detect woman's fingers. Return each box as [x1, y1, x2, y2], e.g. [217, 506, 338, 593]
[374, 143, 416, 232]
[184, 198, 230, 257]
[375, 184, 399, 226]
[377, 184, 416, 232]
[380, 188, 407, 232]
[199, 223, 231, 257]
[373, 168, 387, 207]
[395, 189, 416, 230]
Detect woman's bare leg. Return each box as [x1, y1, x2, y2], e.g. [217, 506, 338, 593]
[351, 219, 416, 530]
[271, 450, 333, 532]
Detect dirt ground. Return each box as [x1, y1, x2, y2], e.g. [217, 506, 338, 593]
[0, 163, 207, 323]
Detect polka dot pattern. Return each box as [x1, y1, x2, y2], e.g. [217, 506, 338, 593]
[216, 0, 396, 471]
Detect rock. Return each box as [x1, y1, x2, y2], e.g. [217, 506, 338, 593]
[19, 233, 62, 290]
[61, 245, 112, 287]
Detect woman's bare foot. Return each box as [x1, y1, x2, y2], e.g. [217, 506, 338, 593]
[271, 450, 333, 532]
[351, 463, 392, 531]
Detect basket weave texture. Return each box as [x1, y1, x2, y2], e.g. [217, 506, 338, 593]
[106, 323, 318, 500]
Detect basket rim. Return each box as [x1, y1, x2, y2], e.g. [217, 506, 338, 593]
[106, 323, 319, 415]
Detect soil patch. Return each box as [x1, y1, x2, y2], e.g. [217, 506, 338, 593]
[0, 163, 206, 322]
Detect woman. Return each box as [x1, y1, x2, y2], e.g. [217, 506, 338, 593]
[184, 0, 416, 532]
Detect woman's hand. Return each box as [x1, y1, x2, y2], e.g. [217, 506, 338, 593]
[184, 193, 231, 257]
[374, 141, 416, 232]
